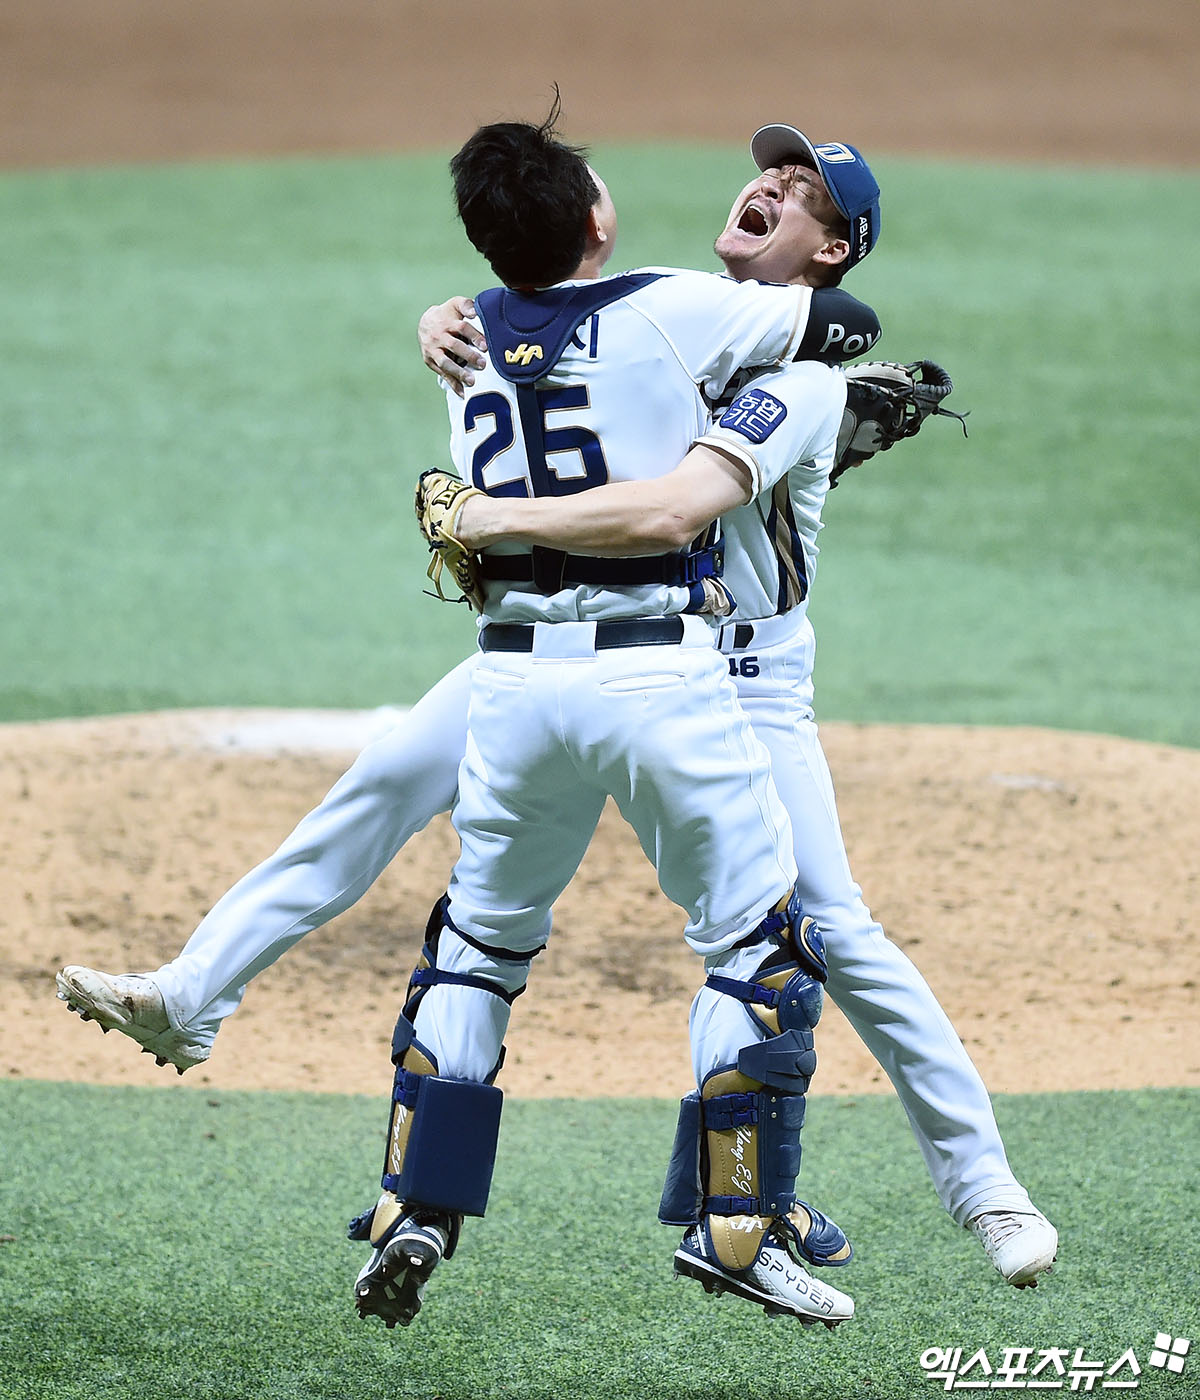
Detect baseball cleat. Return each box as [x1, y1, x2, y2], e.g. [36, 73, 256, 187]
[967, 1207, 1058, 1288]
[673, 1224, 854, 1326]
[55, 965, 210, 1074]
[354, 1210, 455, 1329]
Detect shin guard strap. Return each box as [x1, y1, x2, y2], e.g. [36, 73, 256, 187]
[704, 975, 780, 1009]
[409, 966, 525, 1005]
[702, 1091, 759, 1130]
[705, 1193, 760, 1215]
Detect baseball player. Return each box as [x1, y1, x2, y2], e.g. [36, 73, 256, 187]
[418, 123, 1057, 1296]
[56, 121, 1055, 1315]
[351, 111, 870, 1329]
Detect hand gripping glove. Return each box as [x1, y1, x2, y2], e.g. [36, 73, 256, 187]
[831, 359, 968, 488]
[414, 469, 486, 610]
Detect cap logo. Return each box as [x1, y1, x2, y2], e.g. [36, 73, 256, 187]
[814, 142, 856, 164]
[853, 213, 871, 262]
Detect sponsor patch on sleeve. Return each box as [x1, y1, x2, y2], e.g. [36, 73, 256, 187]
[717, 387, 788, 445]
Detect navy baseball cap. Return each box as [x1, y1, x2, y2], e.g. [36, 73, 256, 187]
[750, 124, 881, 268]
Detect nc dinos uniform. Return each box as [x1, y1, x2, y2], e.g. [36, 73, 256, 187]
[130, 291, 1030, 1239]
[384, 273, 860, 1314]
[450, 269, 843, 624]
[427, 268, 831, 1086]
[685, 358, 1035, 1227]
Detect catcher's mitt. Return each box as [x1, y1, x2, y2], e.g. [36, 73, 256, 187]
[414, 468, 486, 610]
[831, 360, 968, 488]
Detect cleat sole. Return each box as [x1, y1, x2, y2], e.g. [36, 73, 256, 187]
[55, 970, 209, 1072]
[674, 1251, 848, 1326]
[1010, 1253, 1057, 1289]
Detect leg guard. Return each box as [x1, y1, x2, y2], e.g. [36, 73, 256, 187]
[380, 1021, 503, 1217]
[663, 888, 850, 1272]
[369, 900, 520, 1244]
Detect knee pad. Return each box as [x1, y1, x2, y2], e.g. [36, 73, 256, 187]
[706, 888, 827, 1093]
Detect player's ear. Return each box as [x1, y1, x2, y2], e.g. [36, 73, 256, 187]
[586, 204, 608, 247]
[814, 236, 850, 271]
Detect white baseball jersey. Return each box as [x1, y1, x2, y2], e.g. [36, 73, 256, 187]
[446, 268, 814, 624]
[696, 360, 847, 624]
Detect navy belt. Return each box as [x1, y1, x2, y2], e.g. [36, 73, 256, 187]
[479, 617, 686, 653]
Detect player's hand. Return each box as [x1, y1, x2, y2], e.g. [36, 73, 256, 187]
[418, 297, 488, 397]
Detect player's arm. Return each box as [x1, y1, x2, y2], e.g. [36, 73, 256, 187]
[637, 270, 879, 392]
[455, 446, 753, 557]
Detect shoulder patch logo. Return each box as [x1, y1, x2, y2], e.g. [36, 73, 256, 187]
[718, 387, 788, 445]
[504, 343, 544, 367]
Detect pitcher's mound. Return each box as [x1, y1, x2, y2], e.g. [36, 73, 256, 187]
[4, 711, 1197, 1097]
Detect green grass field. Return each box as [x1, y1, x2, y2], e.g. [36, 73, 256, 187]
[2, 147, 1198, 741]
[2, 1081, 1197, 1400]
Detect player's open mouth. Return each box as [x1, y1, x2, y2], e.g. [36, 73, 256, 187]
[737, 203, 770, 237]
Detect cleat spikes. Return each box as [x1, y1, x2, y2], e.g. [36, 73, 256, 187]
[54, 966, 211, 1072]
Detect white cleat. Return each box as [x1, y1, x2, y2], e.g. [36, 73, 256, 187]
[55, 965, 210, 1074]
[968, 1207, 1059, 1288]
[674, 1224, 854, 1327]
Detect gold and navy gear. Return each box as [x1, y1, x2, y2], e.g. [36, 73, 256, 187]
[659, 891, 852, 1274]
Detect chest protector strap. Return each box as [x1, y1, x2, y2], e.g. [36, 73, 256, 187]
[477, 541, 724, 592]
[474, 274, 665, 383]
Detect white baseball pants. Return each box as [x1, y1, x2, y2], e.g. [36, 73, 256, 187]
[151, 621, 1033, 1224]
[411, 616, 797, 1082]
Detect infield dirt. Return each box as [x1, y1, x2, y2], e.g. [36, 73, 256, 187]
[2, 0, 1197, 1098]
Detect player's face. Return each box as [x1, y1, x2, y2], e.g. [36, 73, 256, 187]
[714, 163, 845, 285]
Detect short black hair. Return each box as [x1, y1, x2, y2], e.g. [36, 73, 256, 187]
[450, 94, 599, 288]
